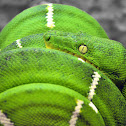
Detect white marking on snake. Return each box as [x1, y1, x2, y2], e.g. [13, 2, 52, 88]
[16, 39, 22, 48]
[69, 99, 84, 126]
[46, 3, 55, 28]
[88, 72, 101, 101]
[78, 58, 85, 63]
[0, 110, 14, 126]
[89, 102, 98, 113]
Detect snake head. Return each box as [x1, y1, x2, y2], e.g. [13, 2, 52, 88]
[43, 30, 126, 90]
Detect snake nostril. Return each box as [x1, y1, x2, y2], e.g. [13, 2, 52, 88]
[45, 36, 51, 41]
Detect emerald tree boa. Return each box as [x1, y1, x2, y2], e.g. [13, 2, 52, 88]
[0, 3, 125, 126]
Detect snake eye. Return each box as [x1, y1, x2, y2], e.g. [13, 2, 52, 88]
[79, 45, 88, 54]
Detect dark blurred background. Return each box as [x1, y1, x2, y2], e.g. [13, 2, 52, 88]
[0, 0, 126, 47]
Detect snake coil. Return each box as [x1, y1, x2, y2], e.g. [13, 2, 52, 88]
[0, 3, 125, 126]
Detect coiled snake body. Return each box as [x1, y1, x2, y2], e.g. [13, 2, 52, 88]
[0, 3, 125, 126]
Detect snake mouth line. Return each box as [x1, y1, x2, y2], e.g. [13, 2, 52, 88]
[45, 43, 99, 70]
[62, 50, 99, 69]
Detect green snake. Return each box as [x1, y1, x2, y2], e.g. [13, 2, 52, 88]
[0, 3, 125, 126]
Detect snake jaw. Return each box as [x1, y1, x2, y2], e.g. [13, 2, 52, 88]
[45, 42, 99, 70]
[72, 53, 99, 70]
[56, 49, 99, 69]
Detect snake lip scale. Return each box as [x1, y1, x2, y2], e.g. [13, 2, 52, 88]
[60, 49, 98, 68]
